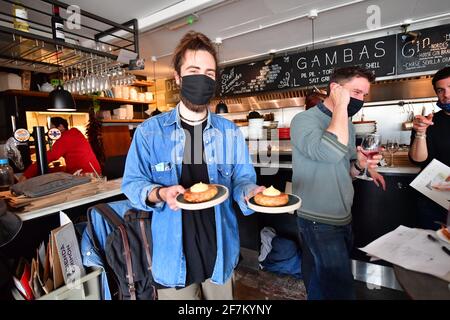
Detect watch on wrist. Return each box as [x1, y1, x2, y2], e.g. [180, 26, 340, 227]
[354, 161, 363, 173]
[155, 187, 164, 202]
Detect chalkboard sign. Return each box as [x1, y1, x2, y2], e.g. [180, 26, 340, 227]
[290, 35, 396, 88]
[397, 24, 450, 74]
[219, 55, 292, 95]
[219, 36, 396, 96]
[218, 24, 450, 97]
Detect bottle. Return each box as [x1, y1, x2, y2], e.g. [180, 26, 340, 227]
[0, 159, 14, 192]
[12, 1, 29, 32]
[51, 5, 65, 42]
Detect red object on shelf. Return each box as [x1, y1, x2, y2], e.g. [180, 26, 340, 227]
[278, 127, 290, 140]
[13, 258, 34, 300]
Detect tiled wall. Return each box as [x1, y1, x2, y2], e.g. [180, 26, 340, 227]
[220, 101, 441, 146]
[352, 102, 440, 145]
[219, 106, 304, 128]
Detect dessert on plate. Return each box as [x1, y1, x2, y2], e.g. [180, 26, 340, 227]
[254, 185, 289, 207]
[183, 182, 218, 203]
[440, 226, 450, 242]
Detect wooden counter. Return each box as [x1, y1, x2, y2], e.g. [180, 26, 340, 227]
[2, 178, 123, 221]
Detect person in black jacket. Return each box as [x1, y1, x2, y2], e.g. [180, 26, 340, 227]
[409, 67, 450, 229]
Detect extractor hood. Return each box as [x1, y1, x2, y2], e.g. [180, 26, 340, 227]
[211, 76, 437, 113]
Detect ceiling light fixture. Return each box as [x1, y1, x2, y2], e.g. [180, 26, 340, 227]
[264, 49, 276, 66]
[215, 41, 228, 114]
[308, 9, 318, 50]
[400, 24, 420, 44]
[47, 46, 76, 112]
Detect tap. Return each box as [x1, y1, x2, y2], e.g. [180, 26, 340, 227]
[5, 137, 24, 170]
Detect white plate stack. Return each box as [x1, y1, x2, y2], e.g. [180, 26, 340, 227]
[248, 118, 264, 140]
[353, 121, 377, 137]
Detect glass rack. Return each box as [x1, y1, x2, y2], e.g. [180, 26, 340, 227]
[0, 0, 139, 73]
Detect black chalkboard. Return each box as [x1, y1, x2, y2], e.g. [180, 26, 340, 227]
[219, 55, 292, 95]
[290, 35, 396, 88]
[218, 24, 450, 97]
[219, 36, 396, 96]
[397, 24, 450, 75]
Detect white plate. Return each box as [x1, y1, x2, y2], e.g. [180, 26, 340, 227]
[247, 194, 301, 214]
[176, 185, 229, 211]
[436, 228, 450, 244]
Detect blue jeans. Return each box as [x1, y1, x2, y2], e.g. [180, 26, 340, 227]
[297, 217, 355, 300]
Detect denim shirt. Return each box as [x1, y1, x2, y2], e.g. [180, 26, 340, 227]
[121, 105, 258, 287]
[80, 200, 137, 300]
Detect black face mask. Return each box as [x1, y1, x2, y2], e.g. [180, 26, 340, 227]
[348, 97, 364, 117]
[180, 74, 216, 105]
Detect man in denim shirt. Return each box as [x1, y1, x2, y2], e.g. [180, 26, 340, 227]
[122, 31, 264, 299]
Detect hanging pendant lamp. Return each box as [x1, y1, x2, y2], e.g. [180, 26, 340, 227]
[215, 99, 228, 113]
[48, 84, 76, 111]
[47, 46, 76, 111]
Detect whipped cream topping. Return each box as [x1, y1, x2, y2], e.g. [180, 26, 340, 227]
[262, 185, 281, 196]
[190, 182, 208, 193]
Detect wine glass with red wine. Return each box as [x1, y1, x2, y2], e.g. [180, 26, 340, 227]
[356, 133, 381, 181]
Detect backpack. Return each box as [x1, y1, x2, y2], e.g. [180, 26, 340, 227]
[86, 203, 157, 300]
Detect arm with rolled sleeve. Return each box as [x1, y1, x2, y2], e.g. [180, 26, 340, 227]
[121, 126, 163, 212]
[231, 127, 258, 215]
[291, 114, 349, 164]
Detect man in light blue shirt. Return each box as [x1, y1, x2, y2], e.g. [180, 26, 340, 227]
[122, 31, 264, 299]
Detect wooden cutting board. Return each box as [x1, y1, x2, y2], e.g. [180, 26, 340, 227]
[4, 179, 120, 212]
[381, 150, 416, 167]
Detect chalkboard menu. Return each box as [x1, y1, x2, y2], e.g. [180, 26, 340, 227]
[219, 36, 396, 95]
[397, 24, 450, 74]
[218, 24, 450, 97]
[219, 56, 292, 95]
[290, 35, 396, 88]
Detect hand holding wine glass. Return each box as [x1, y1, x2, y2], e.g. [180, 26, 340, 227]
[356, 134, 381, 181]
[386, 139, 399, 167]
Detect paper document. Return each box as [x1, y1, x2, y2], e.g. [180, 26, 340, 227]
[360, 226, 450, 282]
[51, 211, 85, 288]
[410, 159, 450, 210]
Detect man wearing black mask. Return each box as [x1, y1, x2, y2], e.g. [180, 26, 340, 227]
[409, 67, 450, 229]
[290, 66, 385, 300]
[122, 31, 264, 299]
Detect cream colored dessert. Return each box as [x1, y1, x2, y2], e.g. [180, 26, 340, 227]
[190, 182, 208, 193]
[262, 185, 281, 196]
[254, 185, 289, 207]
[184, 183, 218, 203]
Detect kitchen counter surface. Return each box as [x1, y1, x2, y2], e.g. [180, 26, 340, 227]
[253, 161, 420, 175]
[15, 178, 123, 221]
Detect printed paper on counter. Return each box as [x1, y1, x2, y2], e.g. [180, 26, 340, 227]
[410, 159, 450, 210]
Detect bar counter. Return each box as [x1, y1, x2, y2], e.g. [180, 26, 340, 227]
[17, 178, 123, 221]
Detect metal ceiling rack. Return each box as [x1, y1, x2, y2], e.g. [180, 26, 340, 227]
[0, 0, 139, 73]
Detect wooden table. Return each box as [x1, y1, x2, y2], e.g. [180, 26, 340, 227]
[5, 178, 123, 221]
[393, 265, 450, 300]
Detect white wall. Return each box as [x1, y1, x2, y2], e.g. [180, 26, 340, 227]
[220, 102, 442, 146]
[219, 106, 304, 128]
[352, 102, 441, 145]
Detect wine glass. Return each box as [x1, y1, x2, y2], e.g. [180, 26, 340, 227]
[356, 134, 381, 181]
[386, 139, 399, 167]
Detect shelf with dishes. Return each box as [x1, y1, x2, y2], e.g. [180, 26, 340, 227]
[353, 120, 377, 137]
[0, 90, 156, 105]
[0, 1, 138, 73]
[131, 80, 155, 87]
